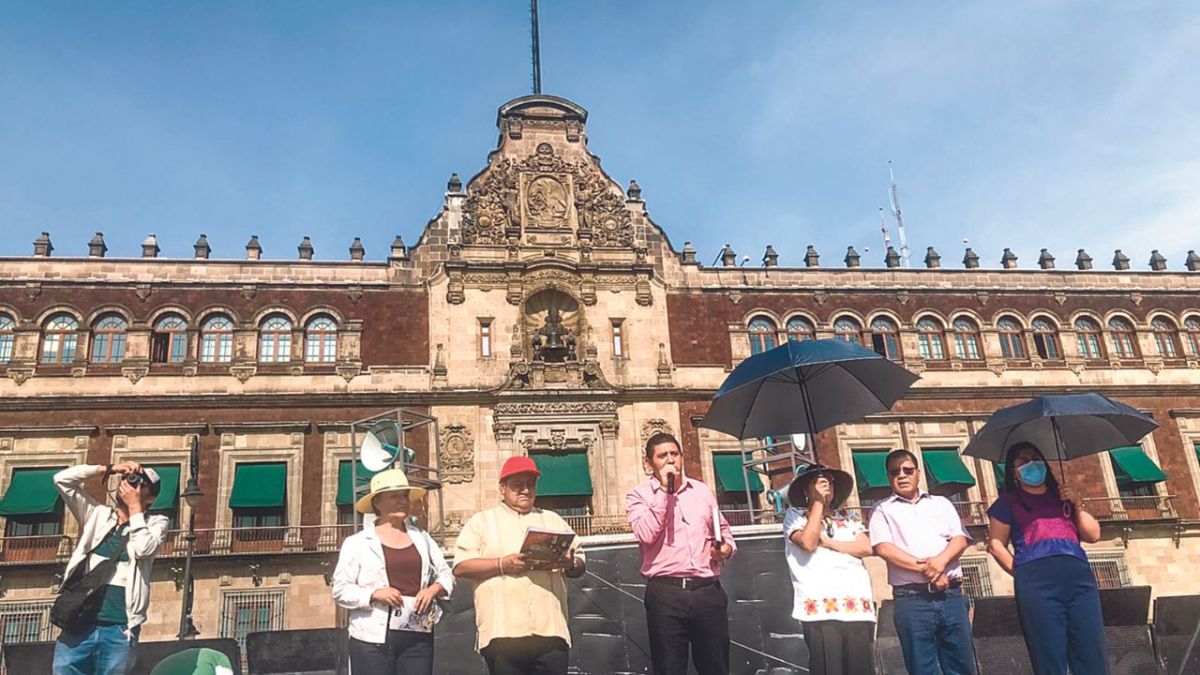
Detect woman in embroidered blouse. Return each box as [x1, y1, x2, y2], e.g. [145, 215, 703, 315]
[332, 469, 454, 675]
[986, 442, 1107, 674]
[782, 465, 876, 675]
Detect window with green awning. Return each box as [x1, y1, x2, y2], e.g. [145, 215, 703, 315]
[336, 461, 380, 506]
[530, 453, 594, 497]
[922, 449, 976, 491]
[1109, 446, 1166, 488]
[712, 453, 764, 493]
[0, 467, 64, 516]
[993, 463, 1006, 490]
[852, 452, 890, 490]
[229, 463, 287, 508]
[147, 465, 181, 512]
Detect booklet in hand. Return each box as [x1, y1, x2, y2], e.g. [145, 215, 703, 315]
[520, 526, 574, 569]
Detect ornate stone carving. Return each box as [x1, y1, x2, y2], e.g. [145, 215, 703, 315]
[494, 401, 617, 416]
[24, 282, 42, 300]
[229, 365, 256, 383]
[548, 429, 567, 450]
[7, 368, 34, 386]
[525, 175, 570, 229]
[121, 366, 148, 385]
[640, 418, 674, 443]
[439, 425, 475, 484]
[493, 422, 516, 440]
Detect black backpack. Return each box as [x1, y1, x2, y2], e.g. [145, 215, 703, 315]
[51, 526, 128, 633]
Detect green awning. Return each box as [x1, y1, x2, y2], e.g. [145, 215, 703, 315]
[148, 465, 181, 512]
[712, 453, 764, 493]
[0, 468, 64, 516]
[1109, 446, 1166, 485]
[530, 453, 594, 497]
[229, 463, 287, 508]
[336, 461, 380, 506]
[852, 452, 890, 490]
[922, 450, 977, 489]
[993, 463, 1006, 489]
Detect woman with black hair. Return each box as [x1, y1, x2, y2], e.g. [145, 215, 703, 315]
[985, 442, 1109, 674]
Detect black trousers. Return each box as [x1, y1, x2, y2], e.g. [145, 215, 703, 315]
[644, 579, 730, 675]
[480, 636, 569, 675]
[801, 620, 876, 675]
[348, 631, 434, 675]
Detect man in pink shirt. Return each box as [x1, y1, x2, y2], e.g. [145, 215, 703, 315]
[626, 432, 735, 675]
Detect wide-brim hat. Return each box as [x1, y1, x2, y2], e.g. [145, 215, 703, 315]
[787, 464, 854, 509]
[354, 469, 427, 514]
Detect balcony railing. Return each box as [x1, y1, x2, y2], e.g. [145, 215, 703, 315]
[561, 514, 633, 537]
[1081, 495, 1177, 521]
[951, 501, 988, 526]
[0, 535, 74, 566]
[158, 524, 356, 558]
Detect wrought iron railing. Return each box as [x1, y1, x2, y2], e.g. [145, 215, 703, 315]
[158, 524, 356, 558]
[951, 501, 988, 526]
[1081, 495, 1176, 521]
[0, 535, 74, 566]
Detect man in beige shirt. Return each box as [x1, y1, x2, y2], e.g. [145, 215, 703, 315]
[453, 455, 586, 675]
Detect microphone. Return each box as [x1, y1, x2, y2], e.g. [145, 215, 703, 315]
[667, 473, 676, 495]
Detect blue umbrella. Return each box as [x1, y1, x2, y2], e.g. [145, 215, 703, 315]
[962, 393, 1158, 470]
[699, 338, 920, 460]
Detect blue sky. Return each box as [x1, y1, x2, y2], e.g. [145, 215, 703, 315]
[2, 2, 1197, 269]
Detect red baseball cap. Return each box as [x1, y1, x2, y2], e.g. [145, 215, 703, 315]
[500, 455, 541, 481]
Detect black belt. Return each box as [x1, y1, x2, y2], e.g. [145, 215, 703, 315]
[895, 580, 962, 594]
[648, 576, 720, 591]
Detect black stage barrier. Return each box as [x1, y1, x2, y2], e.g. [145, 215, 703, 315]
[873, 600, 906, 675]
[1153, 594, 1200, 675]
[433, 533, 809, 674]
[972, 595, 1033, 674]
[1, 640, 54, 673]
[1099, 586, 1157, 675]
[134, 638, 243, 675]
[245, 628, 345, 675]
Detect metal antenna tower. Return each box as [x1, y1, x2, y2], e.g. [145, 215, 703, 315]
[530, 0, 542, 94]
[888, 161, 911, 267]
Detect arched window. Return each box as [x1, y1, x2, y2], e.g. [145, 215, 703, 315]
[785, 316, 815, 343]
[869, 317, 902, 361]
[747, 316, 778, 356]
[1151, 317, 1180, 359]
[1186, 317, 1200, 357]
[997, 316, 1026, 359]
[304, 315, 338, 363]
[1074, 317, 1104, 360]
[0, 314, 14, 363]
[259, 315, 293, 363]
[199, 315, 234, 363]
[951, 318, 982, 360]
[1107, 317, 1138, 359]
[153, 314, 189, 363]
[833, 317, 863, 346]
[1031, 317, 1061, 359]
[916, 318, 946, 360]
[41, 314, 79, 364]
[90, 315, 128, 364]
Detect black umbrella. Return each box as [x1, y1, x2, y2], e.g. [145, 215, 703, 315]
[699, 338, 920, 461]
[962, 393, 1158, 481]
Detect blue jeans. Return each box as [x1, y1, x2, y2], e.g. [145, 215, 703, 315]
[53, 624, 139, 675]
[1014, 555, 1109, 674]
[892, 586, 975, 675]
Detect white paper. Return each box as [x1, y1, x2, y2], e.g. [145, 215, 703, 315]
[387, 596, 441, 633]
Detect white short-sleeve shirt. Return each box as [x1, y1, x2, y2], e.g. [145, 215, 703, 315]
[782, 506, 876, 623]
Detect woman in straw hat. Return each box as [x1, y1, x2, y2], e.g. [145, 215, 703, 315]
[332, 469, 454, 675]
[782, 464, 876, 675]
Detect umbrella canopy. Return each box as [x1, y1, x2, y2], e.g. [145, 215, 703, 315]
[700, 338, 920, 441]
[962, 393, 1158, 463]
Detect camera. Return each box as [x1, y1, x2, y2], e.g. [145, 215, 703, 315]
[125, 471, 148, 488]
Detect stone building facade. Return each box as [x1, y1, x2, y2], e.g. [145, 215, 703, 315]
[1, 94, 1199, 649]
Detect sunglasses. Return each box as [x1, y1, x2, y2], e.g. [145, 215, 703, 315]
[888, 466, 918, 478]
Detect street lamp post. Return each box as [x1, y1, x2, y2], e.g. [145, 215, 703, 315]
[177, 435, 204, 639]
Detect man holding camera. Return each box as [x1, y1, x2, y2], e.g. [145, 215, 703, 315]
[52, 461, 170, 675]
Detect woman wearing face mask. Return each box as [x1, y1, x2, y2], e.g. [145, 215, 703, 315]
[985, 442, 1108, 674]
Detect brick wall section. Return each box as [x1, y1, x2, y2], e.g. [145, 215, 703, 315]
[300, 425, 323, 527]
[1142, 398, 1198, 519]
[676, 401, 707, 470]
[666, 293, 733, 366]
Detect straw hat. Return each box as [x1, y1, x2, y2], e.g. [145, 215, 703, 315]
[787, 464, 854, 509]
[354, 469, 427, 514]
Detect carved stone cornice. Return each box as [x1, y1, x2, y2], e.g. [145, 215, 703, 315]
[494, 401, 617, 417]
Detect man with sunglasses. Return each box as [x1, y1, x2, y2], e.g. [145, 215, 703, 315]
[453, 455, 585, 675]
[867, 450, 975, 675]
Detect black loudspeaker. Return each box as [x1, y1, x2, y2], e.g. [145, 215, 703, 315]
[245, 628, 345, 675]
[971, 596, 1033, 675]
[1, 640, 55, 673]
[1098, 586, 1157, 675]
[133, 638, 242, 675]
[1153, 595, 1200, 675]
[873, 600, 907, 675]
